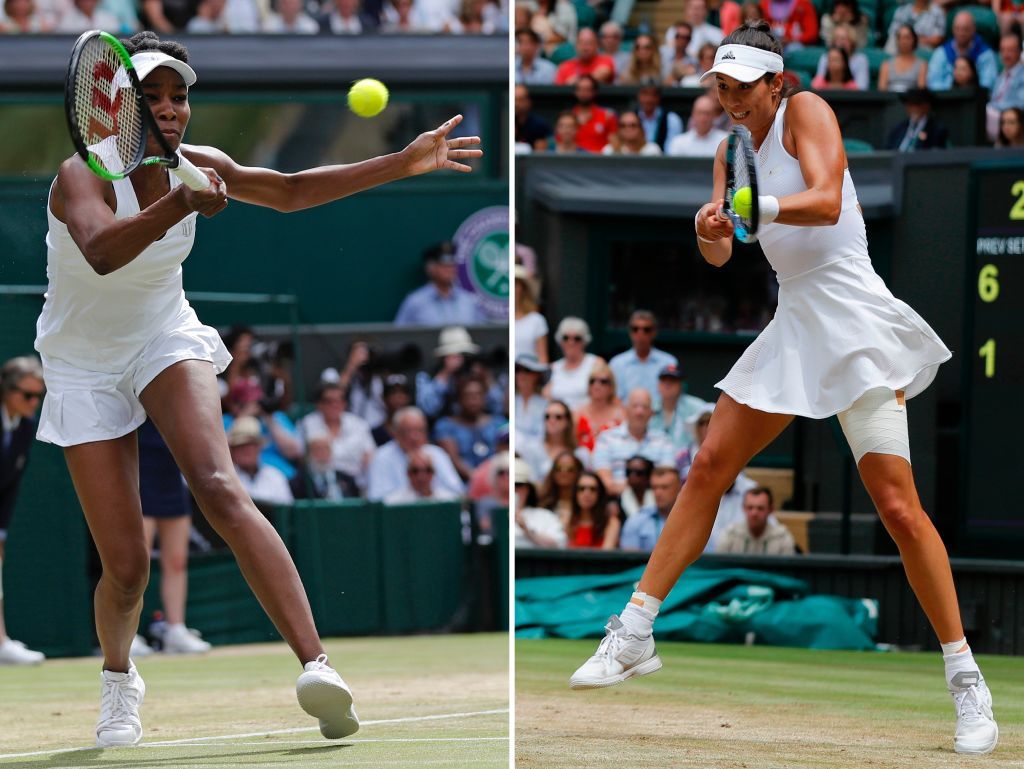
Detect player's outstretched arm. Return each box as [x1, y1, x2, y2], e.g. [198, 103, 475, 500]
[184, 114, 483, 213]
[695, 142, 734, 267]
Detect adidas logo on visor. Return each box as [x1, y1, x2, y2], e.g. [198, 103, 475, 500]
[722, 51, 736, 59]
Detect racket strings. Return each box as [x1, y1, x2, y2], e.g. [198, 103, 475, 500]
[74, 39, 141, 176]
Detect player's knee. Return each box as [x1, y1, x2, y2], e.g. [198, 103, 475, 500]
[102, 549, 150, 598]
[687, 445, 734, 494]
[876, 494, 925, 542]
[190, 469, 243, 512]
[162, 548, 188, 575]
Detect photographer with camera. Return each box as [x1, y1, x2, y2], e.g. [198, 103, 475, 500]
[222, 370, 302, 480]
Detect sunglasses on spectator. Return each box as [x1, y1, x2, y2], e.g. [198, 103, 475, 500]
[561, 334, 584, 342]
[576, 484, 600, 492]
[13, 386, 45, 401]
[554, 463, 577, 472]
[589, 377, 611, 385]
[630, 325, 655, 334]
[626, 467, 650, 476]
[545, 412, 567, 421]
[408, 466, 435, 475]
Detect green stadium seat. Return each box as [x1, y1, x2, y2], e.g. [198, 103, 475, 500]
[945, 6, 1000, 50]
[785, 46, 828, 80]
[843, 137, 874, 152]
[863, 45, 888, 85]
[549, 42, 576, 65]
[573, 0, 597, 30]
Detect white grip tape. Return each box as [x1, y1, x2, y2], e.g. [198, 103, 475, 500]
[837, 387, 910, 465]
[172, 155, 212, 191]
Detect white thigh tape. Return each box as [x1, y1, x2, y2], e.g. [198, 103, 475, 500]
[837, 387, 911, 465]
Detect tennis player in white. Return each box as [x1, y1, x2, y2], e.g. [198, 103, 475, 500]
[37, 31, 481, 747]
[569, 21, 998, 756]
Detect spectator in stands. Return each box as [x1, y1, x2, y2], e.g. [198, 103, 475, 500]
[599, 21, 633, 76]
[530, 0, 576, 56]
[549, 110, 588, 153]
[514, 265, 549, 363]
[416, 326, 479, 420]
[545, 316, 604, 409]
[514, 457, 567, 548]
[55, 0, 118, 31]
[571, 75, 619, 153]
[685, 0, 724, 55]
[676, 402, 713, 479]
[516, 27, 557, 84]
[814, 23, 869, 89]
[433, 375, 503, 481]
[468, 426, 509, 501]
[472, 450, 510, 536]
[574, 361, 625, 452]
[0, 357, 45, 665]
[927, 11, 998, 90]
[515, 353, 548, 450]
[187, 0, 252, 32]
[290, 432, 360, 501]
[515, 84, 554, 152]
[229, 416, 294, 507]
[996, 106, 1024, 147]
[666, 93, 728, 156]
[986, 31, 1024, 140]
[1, 0, 52, 31]
[217, 325, 254, 408]
[705, 471, 759, 553]
[952, 54, 980, 90]
[298, 383, 374, 488]
[993, 0, 1024, 36]
[609, 309, 679, 406]
[320, 0, 378, 33]
[878, 24, 928, 92]
[812, 46, 861, 90]
[522, 399, 589, 481]
[378, 0, 434, 32]
[593, 388, 675, 497]
[617, 33, 663, 85]
[537, 450, 583, 522]
[395, 241, 484, 326]
[367, 406, 464, 500]
[451, 0, 492, 34]
[884, 0, 944, 55]
[649, 363, 709, 454]
[372, 375, 412, 446]
[679, 41, 718, 86]
[619, 455, 654, 517]
[263, 0, 319, 32]
[885, 87, 949, 150]
[716, 487, 796, 555]
[661, 21, 698, 84]
[820, 0, 869, 49]
[760, 0, 818, 49]
[556, 28, 616, 84]
[384, 449, 459, 503]
[635, 84, 683, 152]
[603, 110, 663, 155]
[568, 471, 621, 548]
[619, 466, 680, 550]
[223, 376, 302, 480]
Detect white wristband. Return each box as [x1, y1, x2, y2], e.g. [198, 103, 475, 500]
[694, 210, 716, 243]
[759, 195, 780, 224]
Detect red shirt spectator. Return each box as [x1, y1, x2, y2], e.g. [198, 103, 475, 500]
[555, 28, 616, 84]
[760, 0, 818, 47]
[570, 75, 618, 152]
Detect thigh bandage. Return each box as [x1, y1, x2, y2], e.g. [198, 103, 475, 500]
[837, 387, 911, 465]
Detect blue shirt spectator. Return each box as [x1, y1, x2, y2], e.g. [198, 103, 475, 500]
[636, 85, 683, 151]
[516, 28, 557, 84]
[619, 467, 681, 550]
[608, 311, 678, 406]
[395, 241, 485, 326]
[648, 364, 709, 453]
[592, 388, 675, 497]
[927, 12, 998, 90]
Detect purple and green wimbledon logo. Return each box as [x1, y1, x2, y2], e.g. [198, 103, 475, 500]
[454, 206, 509, 323]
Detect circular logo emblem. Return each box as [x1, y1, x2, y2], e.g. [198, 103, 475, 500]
[454, 206, 509, 322]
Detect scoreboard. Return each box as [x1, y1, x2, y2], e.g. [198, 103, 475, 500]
[962, 163, 1024, 553]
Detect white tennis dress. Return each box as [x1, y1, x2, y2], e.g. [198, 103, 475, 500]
[35, 158, 231, 446]
[715, 99, 951, 418]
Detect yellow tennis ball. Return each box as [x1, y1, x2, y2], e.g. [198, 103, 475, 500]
[348, 78, 389, 118]
[732, 186, 752, 219]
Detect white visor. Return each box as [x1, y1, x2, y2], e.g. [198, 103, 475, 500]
[699, 44, 784, 85]
[131, 51, 197, 88]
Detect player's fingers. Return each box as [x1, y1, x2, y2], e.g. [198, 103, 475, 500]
[435, 114, 463, 136]
[448, 150, 482, 159]
[447, 136, 481, 148]
[444, 160, 473, 173]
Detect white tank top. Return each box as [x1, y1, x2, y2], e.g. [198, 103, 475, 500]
[36, 162, 198, 373]
[549, 352, 599, 409]
[754, 99, 869, 281]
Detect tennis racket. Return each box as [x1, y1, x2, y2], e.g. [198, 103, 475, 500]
[722, 124, 759, 243]
[64, 30, 211, 191]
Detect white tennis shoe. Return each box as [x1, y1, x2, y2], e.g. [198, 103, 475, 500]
[296, 654, 360, 739]
[951, 674, 998, 755]
[569, 615, 663, 689]
[96, 662, 145, 747]
[0, 638, 45, 666]
[161, 624, 212, 654]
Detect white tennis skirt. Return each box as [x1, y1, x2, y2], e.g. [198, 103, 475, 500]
[716, 256, 952, 419]
[37, 318, 231, 447]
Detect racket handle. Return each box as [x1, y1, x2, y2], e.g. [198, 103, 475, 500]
[172, 154, 214, 191]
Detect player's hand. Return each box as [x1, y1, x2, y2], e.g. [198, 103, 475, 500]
[402, 115, 484, 176]
[181, 169, 228, 218]
[696, 200, 734, 241]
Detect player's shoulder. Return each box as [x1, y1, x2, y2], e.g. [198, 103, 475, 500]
[785, 90, 836, 120]
[55, 154, 110, 198]
[179, 143, 232, 168]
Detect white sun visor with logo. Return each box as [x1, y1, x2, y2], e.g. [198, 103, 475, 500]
[700, 44, 784, 84]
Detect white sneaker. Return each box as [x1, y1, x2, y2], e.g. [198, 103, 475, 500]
[569, 615, 663, 689]
[161, 624, 212, 654]
[96, 662, 146, 747]
[129, 635, 154, 657]
[296, 654, 360, 739]
[0, 638, 45, 666]
[951, 674, 999, 755]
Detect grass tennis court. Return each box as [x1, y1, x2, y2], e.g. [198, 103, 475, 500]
[0, 633, 508, 768]
[516, 638, 1024, 768]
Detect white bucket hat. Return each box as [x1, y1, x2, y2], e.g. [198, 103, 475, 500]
[700, 44, 783, 85]
[434, 326, 480, 357]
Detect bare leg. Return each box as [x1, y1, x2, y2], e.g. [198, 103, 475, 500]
[637, 395, 793, 598]
[139, 360, 323, 665]
[65, 435, 148, 673]
[144, 516, 191, 626]
[857, 452, 964, 643]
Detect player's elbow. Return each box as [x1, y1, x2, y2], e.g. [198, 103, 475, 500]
[84, 248, 115, 276]
[272, 174, 306, 213]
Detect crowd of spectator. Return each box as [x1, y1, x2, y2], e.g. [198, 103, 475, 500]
[515, 0, 1024, 151]
[0, 0, 507, 34]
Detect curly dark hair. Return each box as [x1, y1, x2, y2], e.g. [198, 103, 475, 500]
[122, 31, 189, 63]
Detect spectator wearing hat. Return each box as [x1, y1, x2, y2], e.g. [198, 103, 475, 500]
[228, 416, 294, 507]
[394, 241, 485, 327]
[384, 449, 460, 504]
[514, 265, 548, 363]
[635, 84, 682, 152]
[514, 457, 567, 548]
[290, 432, 360, 501]
[372, 375, 413, 446]
[608, 309, 678, 409]
[885, 88, 949, 151]
[222, 375, 302, 480]
[367, 407, 464, 501]
[297, 383, 375, 489]
[927, 11, 998, 91]
[515, 354, 549, 451]
[545, 317, 604, 410]
[649, 364, 710, 454]
[592, 388, 675, 497]
[416, 326, 480, 421]
[433, 375, 504, 481]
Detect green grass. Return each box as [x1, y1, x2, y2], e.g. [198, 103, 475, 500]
[516, 638, 1024, 768]
[0, 634, 508, 769]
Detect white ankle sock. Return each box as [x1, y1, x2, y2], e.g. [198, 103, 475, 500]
[619, 591, 660, 637]
[942, 638, 981, 691]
